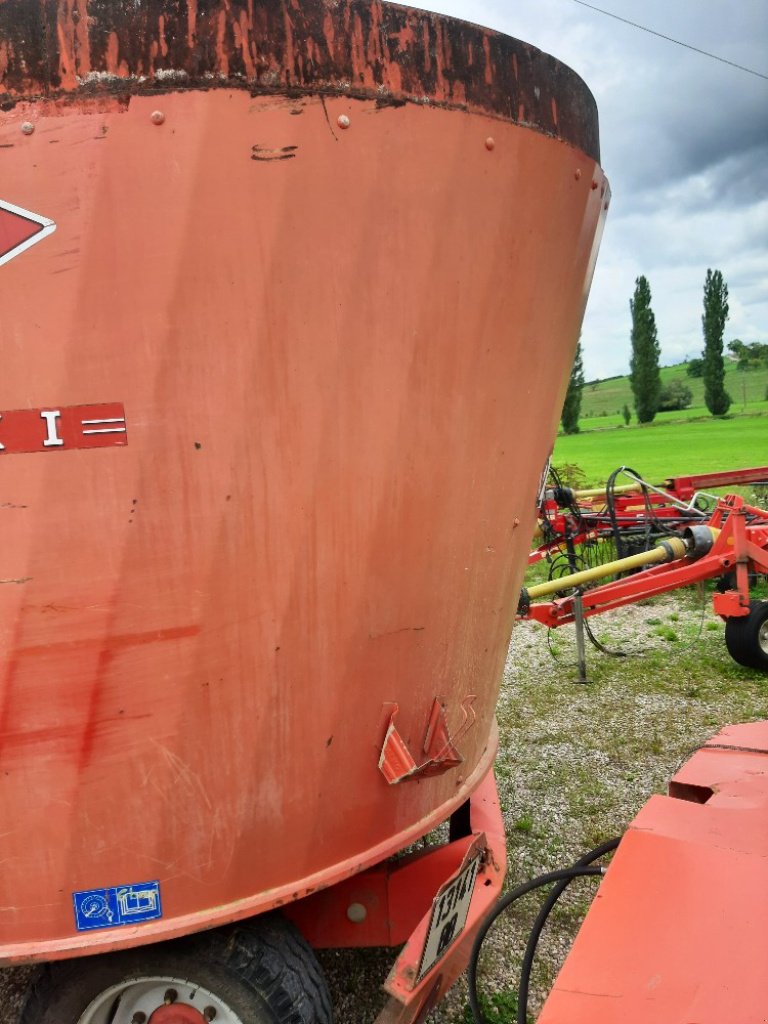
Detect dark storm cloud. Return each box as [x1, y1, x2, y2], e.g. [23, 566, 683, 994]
[610, 66, 768, 201]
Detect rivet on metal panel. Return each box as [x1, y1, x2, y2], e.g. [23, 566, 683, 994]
[337, 114, 351, 129]
[20, 121, 34, 135]
[347, 902, 367, 923]
[151, 111, 166, 126]
[574, 168, 582, 180]
[485, 137, 496, 151]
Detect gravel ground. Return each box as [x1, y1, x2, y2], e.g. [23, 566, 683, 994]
[2, 591, 766, 1023]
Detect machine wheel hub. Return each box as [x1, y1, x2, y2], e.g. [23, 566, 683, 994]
[759, 618, 768, 655]
[149, 1004, 207, 1024]
[76, 977, 242, 1024]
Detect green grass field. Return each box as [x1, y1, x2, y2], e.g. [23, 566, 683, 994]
[554, 412, 767, 485]
[554, 358, 768, 485]
[581, 360, 768, 419]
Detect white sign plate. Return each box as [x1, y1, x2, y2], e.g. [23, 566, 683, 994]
[417, 851, 482, 982]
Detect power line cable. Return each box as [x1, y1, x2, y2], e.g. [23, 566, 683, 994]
[567, 0, 768, 81]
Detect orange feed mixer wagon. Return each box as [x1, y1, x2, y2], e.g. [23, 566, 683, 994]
[0, 2, 608, 1021]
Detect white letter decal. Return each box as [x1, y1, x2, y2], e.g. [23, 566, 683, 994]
[41, 410, 64, 447]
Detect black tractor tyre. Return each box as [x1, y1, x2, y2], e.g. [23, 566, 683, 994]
[724, 600, 768, 671]
[20, 914, 333, 1024]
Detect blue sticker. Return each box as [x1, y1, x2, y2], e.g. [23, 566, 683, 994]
[73, 880, 162, 932]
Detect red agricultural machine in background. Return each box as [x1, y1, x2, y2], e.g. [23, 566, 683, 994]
[521, 464, 768, 672]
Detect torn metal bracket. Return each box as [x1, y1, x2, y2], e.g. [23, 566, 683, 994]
[378, 696, 477, 785]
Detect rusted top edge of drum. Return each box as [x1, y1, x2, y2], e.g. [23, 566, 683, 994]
[0, 0, 600, 161]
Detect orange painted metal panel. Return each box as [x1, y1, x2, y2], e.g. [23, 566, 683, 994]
[0, 1, 607, 962]
[540, 722, 768, 1023]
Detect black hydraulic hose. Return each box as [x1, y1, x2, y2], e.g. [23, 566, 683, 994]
[605, 466, 629, 560]
[466, 866, 605, 1024]
[516, 837, 620, 1024]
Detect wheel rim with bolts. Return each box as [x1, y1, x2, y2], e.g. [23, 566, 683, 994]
[75, 977, 242, 1024]
[759, 617, 768, 655]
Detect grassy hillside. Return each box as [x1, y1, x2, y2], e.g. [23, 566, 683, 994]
[553, 413, 768, 485]
[582, 360, 768, 419]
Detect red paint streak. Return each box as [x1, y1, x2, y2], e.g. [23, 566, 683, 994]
[75, 0, 91, 76]
[105, 31, 120, 75]
[433, 23, 448, 100]
[239, 10, 254, 78]
[56, 0, 92, 87]
[551, 97, 558, 127]
[186, 0, 197, 49]
[352, 13, 372, 89]
[282, 6, 294, 79]
[56, 18, 77, 90]
[483, 35, 493, 86]
[14, 624, 201, 660]
[216, 9, 229, 78]
[366, 0, 383, 68]
[76, 625, 200, 767]
[422, 21, 430, 75]
[158, 14, 169, 58]
[322, 12, 336, 56]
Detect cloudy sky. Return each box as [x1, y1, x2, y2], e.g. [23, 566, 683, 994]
[415, 0, 768, 380]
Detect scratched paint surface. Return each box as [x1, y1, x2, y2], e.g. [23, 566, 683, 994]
[0, 0, 599, 160]
[0, 4, 607, 966]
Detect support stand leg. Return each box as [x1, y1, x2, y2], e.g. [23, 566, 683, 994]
[574, 592, 590, 684]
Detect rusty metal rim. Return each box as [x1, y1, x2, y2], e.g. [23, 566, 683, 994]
[0, 0, 600, 160]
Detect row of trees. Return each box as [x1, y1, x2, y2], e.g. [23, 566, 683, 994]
[629, 268, 731, 423]
[561, 268, 736, 434]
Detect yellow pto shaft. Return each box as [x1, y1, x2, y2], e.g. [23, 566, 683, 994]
[525, 535, 689, 601]
[571, 483, 640, 499]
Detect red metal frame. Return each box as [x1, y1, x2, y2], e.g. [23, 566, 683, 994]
[663, 465, 768, 502]
[529, 465, 768, 566]
[539, 720, 768, 1023]
[284, 768, 507, 1024]
[525, 495, 768, 629]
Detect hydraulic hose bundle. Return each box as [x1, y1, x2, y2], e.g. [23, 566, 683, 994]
[467, 837, 620, 1024]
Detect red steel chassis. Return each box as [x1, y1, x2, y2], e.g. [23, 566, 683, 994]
[285, 768, 507, 1024]
[530, 465, 768, 567]
[539, 720, 768, 1023]
[524, 494, 768, 629]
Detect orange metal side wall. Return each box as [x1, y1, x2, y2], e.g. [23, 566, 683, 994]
[0, 89, 607, 960]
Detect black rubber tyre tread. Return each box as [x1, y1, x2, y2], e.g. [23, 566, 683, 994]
[724, 600, 768, 671]
[19, 913, 333, 1024]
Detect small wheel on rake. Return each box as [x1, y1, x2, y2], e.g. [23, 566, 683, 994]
[724, 600, 768, 671]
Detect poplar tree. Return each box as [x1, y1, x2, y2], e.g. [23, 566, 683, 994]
[629, 276, 661, 423]
[561, 340, 585, 435]
[702, 269, 731, 416]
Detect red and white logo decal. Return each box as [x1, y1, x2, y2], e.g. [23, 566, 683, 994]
[0, 403, 127, 455]
[0, 199, 56, 267]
